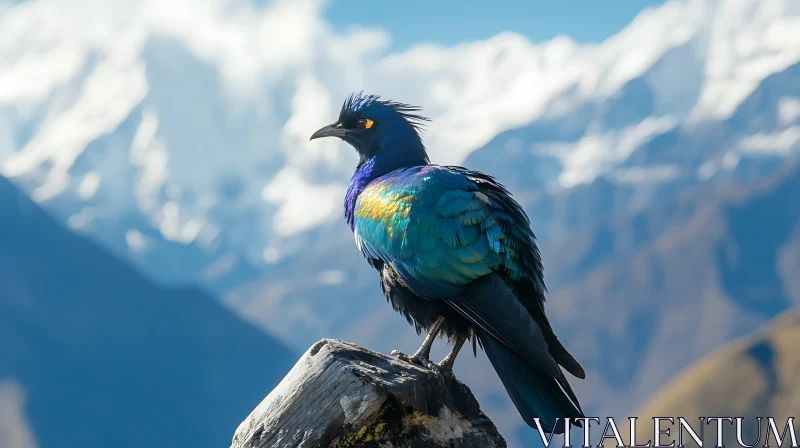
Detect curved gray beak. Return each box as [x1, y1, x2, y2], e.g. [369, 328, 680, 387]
[309, 124, 347, 141]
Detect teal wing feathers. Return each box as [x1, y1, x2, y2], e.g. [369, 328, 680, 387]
[353, 164, 544, 301]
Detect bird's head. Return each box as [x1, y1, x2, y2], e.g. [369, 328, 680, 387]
[310, 92, 430, 166]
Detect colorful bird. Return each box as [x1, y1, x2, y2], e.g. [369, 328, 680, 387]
[310, 92, 585, 433]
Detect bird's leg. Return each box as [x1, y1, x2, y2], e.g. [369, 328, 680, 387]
[391, 316, 444, 368]
[435, 334, 467, 376]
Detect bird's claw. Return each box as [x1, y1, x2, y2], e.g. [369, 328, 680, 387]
[390, 350, 455, 376]
[420, 358, 438, 371]
[390, 350, 432, 369]
[390, 349, 416, 364]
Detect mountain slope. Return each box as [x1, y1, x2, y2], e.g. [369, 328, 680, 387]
[465, 59, 800, 245]
[541, 163, 800, 419]
[626, 309, 800, 447]
[0, 175, 294, 448]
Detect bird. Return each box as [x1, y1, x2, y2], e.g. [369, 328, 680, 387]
[310, 92, 585, 433]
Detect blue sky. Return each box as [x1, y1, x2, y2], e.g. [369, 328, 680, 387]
[325, 0, 667, 50]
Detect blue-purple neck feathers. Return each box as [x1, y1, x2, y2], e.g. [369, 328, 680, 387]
[345, 158, 375, 230]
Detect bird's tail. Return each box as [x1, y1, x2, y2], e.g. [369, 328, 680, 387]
[478, 329, 584, 434]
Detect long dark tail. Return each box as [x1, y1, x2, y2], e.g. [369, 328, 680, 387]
[479, 329, 585, 434]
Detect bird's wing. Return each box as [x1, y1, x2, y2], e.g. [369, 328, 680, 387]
[443, 166, 584, 379]
[354, 164, 542, 300]
[443, 165, 546, 296]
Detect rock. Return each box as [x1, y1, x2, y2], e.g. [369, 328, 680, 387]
[231, 339, 506, 448]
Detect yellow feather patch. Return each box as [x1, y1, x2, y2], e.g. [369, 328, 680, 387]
[356, 182, 411, 223]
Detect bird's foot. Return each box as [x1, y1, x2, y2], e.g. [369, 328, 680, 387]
[390, 350, 454, 376]
[390, 350, 433, 369]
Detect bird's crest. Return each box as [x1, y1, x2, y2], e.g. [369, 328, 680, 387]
[340, 91, 431, 135]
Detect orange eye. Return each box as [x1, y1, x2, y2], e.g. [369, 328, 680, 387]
[357, 118, 374, 129]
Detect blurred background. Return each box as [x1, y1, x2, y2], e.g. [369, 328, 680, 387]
[1, 0, 799, 447]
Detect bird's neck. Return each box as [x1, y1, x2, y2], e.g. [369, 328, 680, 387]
[344, 150, 428, 230]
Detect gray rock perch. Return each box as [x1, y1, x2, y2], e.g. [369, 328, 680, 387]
[231, 339, 506, 448]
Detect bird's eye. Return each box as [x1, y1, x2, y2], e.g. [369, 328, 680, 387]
[356, 118, 374, 130]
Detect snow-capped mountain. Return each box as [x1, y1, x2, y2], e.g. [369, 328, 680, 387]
[1, 0, 798, 287]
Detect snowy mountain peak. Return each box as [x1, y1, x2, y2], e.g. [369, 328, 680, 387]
[0, 0, 798, 274]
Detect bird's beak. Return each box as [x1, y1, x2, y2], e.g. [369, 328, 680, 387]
[309, 124, 347, 141]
